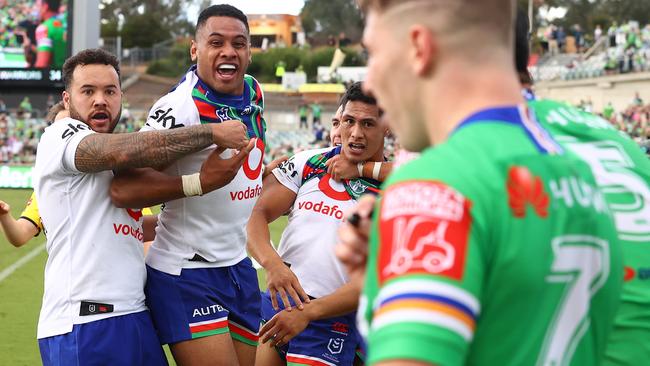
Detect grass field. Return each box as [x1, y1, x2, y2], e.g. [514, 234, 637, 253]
[0, 188, 287, 365]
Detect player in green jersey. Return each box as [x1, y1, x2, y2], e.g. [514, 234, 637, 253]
[35, 0, 66, 68]
[512, 14, 650, 365]
[336, 0, 625, 365]
[532, 100, 650, 366]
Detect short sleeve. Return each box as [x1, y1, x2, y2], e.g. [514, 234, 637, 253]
[367, 180, 485, 366]
[272, 148, 330, 193]
[19, 192, 43, 235]
[40, 118, 94, 173]
[35, 23, 52, 52]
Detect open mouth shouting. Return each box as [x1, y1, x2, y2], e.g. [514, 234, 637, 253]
[347, 141, 367, 157]
[90, 110, 111, 129]
[216, 63, 238, 82]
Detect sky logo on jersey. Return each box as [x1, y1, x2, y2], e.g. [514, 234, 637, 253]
[506, 166, 549, 218]
[379, 181, 472, 283]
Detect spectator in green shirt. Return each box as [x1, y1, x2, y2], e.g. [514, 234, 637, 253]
[298, 103, 308, 129]
[19, 97, 32, 114]
[311, 101, 322, 125]
[603, 102, 615, 120]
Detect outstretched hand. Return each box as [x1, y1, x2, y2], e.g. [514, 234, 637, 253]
[0, 201, 10, 216]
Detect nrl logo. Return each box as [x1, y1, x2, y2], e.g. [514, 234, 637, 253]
[242, 105, 253, 115]
[327, 338, 344, 354]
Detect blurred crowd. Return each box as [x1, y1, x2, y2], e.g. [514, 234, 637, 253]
[534, 21, 650, 81]
[586, 93, 650, 154]
[0, 96, 145, 164]
[601, 21, 650, 74]
[1, 91, 648, 166]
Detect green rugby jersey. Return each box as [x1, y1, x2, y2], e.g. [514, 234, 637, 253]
[532, 100, 650, 365]
[362, 105, 623, 366]
[36, 17, 67, 68]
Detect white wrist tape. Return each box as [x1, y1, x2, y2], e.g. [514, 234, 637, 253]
[182, 173, 203, 197]
[372, 162, 381, 180]
[357, 162, 364, 177]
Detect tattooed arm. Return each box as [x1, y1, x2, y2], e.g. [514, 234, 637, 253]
[110, 141, 254, 208]
[74, 120, 248, 173]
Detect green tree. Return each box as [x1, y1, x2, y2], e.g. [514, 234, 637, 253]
[300, 0, 364, 45]
[120, 14, 171, 48]
[100, 0, 194, 48]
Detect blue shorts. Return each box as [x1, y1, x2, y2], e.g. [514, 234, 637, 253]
[38, 311, 167, 366]
[145, 257, 261, 346]
[261, 291, 358, 366]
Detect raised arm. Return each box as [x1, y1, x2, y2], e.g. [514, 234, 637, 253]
[75, 120, 248, 173]
[247, 173, 310, 311]
[0, 200, 39, 248]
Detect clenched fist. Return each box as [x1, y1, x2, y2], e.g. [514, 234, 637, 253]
[212, 120, 249, 150]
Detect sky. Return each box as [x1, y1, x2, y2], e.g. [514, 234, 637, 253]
[186, 0, 306, 22]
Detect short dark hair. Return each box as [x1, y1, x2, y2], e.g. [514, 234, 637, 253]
[196, 4, 249, 35]
[515, 9, 531, 83]
[62, 48, 120, 90]
[339, 81, 378, 111]
[44, 0, 62, 11]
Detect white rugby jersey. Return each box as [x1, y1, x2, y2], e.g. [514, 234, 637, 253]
[273, 147, 357, 298]
[33, 117, 147, 339]
[142, 67, 266, 275]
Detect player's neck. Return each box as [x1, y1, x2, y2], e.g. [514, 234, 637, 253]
[425, 57, 524, 145]
[43, 10, 57, 21]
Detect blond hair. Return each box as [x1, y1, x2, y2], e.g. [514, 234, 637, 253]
[359, 0, 515, 57]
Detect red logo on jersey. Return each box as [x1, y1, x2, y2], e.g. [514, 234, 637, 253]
[243, 138, 265, 180]
[318, 174, 351, 201]
[624, 266, 636, 282]
[378, 181, 472, 284]
[126, 208, 143, 222]
[506, 166, 549, 218]
[331, 322, 349, 334]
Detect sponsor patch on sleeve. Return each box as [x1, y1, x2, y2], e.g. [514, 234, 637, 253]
[378, 181, 472, 284]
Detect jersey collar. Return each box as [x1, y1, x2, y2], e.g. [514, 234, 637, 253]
[452, 104, 563, 155]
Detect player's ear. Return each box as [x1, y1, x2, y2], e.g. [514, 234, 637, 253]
[62, 91, 70, 110]
[408, 24, 436, 77]
[190, 40, 198, 62]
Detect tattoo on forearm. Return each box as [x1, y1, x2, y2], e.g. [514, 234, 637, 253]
[75, 125, 214, 173]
